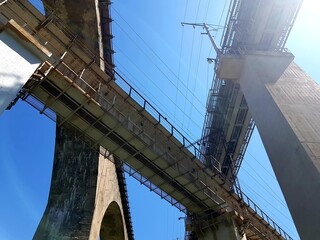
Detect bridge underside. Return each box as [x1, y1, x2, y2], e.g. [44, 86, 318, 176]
[0, 1, 296, 240]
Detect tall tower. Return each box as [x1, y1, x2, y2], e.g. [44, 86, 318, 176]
[33, 1, 133, 239]
[213, 0, 320, 238]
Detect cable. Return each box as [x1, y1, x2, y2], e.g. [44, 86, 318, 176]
[206, 0, 229, 59]
[186, 0, 210, 131]
[182, 0, 201, 129]
[239, 180, 299, 239]
[112, 7, 206, 111]
[114, 60, 201, 142]
[186, 33, 204, 130]
[174, 0, 189, 124]
[240, 180, 295, 226]
[113, 44, 204, 131]
[204, 0, 211, 22]
[182, 27, 196, 129]
[214, 0, 229, 39]
[240, 165, 287, 207]
[113, 45, 203, 141]
[112, 21, 206, 120]
[246, 151, 278, 181]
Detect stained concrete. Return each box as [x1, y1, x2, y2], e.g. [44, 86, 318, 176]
[42, 0, 100, 52]
[34, 1, 129, 239]
[33, 123, 128, 240]
[42, 0, 114, 70]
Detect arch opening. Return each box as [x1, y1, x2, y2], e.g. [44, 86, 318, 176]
[99, 201, 125, 240]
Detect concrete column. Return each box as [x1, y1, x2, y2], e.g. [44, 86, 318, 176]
[33, 123, 128, 240]
[42, 0, 114, 70]
[239, 53, 320, 239]
[34, 2, 129, 239]
[42, 0, 100, 53]
[194, 213, 246, 240]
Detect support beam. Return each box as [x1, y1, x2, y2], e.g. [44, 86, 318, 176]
[238, 53, 320, 239]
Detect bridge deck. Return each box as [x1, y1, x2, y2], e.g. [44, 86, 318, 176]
[0, 1, 293, 239]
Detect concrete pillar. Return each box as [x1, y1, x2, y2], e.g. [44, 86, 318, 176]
[42, 0, 101, 53]
[34, 1, 130, 239]
[239, 53, 320, 239]
[42, 0, 114, 70]
[194, 213, 246, 240]
[33, 123, 128, 240]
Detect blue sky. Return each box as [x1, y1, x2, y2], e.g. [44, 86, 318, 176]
[0, 0, 319, 239]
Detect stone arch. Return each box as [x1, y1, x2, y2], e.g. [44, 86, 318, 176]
[99, 201, 125, 240]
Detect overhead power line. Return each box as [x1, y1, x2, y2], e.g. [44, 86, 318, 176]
[112, 7, 206, 112]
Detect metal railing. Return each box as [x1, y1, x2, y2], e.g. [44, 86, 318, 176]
[234, 185, 293, 240]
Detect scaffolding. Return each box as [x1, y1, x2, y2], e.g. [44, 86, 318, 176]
[200, 0, 303, 182]
[221, 0, 303, 53]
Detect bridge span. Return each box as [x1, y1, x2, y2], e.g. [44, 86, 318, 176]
[0, 1, 294, 239]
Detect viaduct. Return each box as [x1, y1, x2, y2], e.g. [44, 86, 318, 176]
[0, 0, 320, 239]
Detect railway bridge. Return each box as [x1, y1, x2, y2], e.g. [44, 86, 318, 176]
[1, 0, 319, 239]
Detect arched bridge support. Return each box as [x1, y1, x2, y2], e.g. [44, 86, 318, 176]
[33, 124, 129, 240]
[33, 1, 128, 239]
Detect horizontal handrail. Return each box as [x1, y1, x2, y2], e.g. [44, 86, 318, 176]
[234, 185, 293, 240]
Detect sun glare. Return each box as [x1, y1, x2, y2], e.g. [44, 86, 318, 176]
[300, 0, 318, 17]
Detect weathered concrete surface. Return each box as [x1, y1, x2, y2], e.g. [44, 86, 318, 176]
[239, 55, 320, 239]
[196, 214, 245, 240]
[42, 0, 100, 52]
[34, 1, 128, 239]
[42, 0, 114, 69]
[34, 124, 128, 240]
[90, 152, 127, 240]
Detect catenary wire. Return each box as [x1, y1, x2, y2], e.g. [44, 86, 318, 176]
[112, 7, 206, 112]
[239, 180, 299, 239]
[112, 20, 206, 120]
[113, 45, 203, 141]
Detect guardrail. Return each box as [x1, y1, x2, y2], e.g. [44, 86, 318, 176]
[114, 71, 222, 173]
[234, 185, 293, 240]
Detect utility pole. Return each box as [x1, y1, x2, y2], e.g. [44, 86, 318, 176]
[181, 22, 221, 57]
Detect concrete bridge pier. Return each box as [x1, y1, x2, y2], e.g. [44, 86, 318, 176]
[240, 55, 320, 239]
[218, 51, 320, 239]
[32, 1, 130, 239]
[33, 123, 129, 240]
[192, 213, 246, 240]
